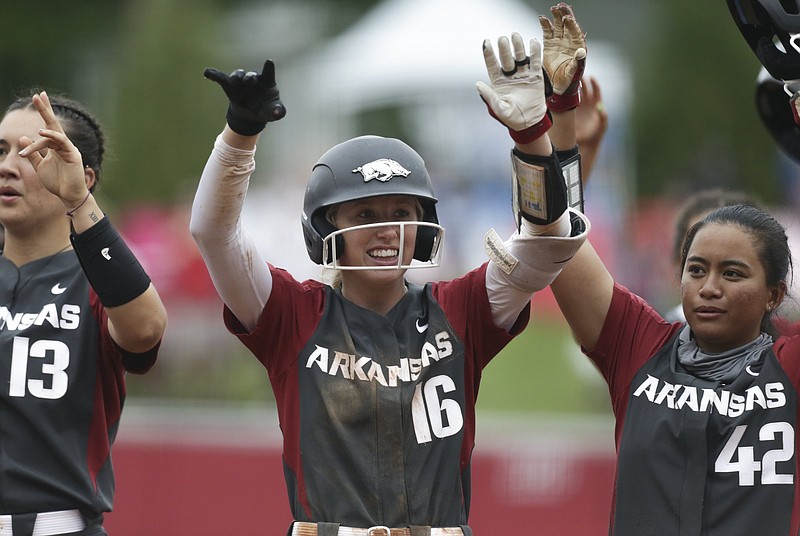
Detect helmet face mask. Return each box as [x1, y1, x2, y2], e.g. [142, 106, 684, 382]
[301, 135, 445, 269]
[321, 220, 445, 271]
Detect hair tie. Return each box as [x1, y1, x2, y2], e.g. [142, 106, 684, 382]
[66, 191, 91, 217]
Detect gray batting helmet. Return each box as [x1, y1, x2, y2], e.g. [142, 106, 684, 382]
[301, 135, 441, 266]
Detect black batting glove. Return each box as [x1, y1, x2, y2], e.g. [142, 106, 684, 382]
[203, 58, 286, 136]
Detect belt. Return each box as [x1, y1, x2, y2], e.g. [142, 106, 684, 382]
[0, 509, 86, 536]
[291, 522, 464, 536]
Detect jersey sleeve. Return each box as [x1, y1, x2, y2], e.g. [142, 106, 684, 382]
[774, 332, 800, 384]
[432, 262, 529, 371]
[223, 265, 326, 377]
[587, 282, 681, 414]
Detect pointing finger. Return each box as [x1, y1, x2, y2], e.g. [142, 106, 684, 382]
[30, 92, 65, 135]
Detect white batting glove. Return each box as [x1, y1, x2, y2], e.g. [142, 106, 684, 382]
[539, 3, 586, 111]
[477, 33, 552, 143]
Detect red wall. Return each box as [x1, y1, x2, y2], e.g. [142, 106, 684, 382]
[105, 412, 615, 536]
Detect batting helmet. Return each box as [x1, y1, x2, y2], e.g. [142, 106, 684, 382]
[301, 135, 443, 267]
[728, 0, 800, 80]
[756, 66, 800, 161]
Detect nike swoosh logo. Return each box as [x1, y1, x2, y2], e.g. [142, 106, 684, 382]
[101, 247, 111, 260]
[51, 283, 67, 295]
[746, 365, 759, 377]
[415, 318, 428, 333]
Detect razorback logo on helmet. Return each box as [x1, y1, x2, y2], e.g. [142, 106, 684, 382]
[352, 158, 411, 183]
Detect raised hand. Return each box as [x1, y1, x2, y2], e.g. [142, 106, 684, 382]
[539, 2, 586, 111]
[204, 58, 286, 136]
[476, 33, 552, 144]
[18, 91, 90, 210]
[574, 76, 608, 183]
[575, 76, 607, 147]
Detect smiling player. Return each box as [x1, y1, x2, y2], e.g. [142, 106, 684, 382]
[189, 18, 589, 534]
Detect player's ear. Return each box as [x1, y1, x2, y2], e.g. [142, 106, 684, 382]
[84, 165, 97, 192]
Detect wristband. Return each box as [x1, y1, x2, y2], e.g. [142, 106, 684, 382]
[510, 149, 567, 228]
[70, 217, 151, 307]
[555, 145, 584, 212]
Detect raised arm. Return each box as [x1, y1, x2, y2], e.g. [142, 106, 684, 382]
[189, 59, 286, 331]
[541, 4, 614, 350]
[476, 31, 589, 331]
[574, 76, 608, 182]
[19, 92, 167, 353]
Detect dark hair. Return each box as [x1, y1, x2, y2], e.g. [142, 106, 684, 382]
[672, 189, 754, 266]
[5, 90, 105, 192]
[680, 204, 793, 337]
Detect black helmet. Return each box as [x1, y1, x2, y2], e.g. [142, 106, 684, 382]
[756, 66, 800, 161]
[728, 0, 800, 80]
[301, 135, 442, 266]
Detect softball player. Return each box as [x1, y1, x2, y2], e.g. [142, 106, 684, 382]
[0, 91, 166, 535]
[544, 10, 800, 526]
[189, 8, 589, 534]
[551, 204, 800, 535]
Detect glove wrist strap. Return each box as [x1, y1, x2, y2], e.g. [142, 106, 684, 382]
[508, 111, 553, 144]
[547, 81, 582, 112]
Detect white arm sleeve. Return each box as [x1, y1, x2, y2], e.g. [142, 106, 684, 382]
[485, 209, 590, 331]
[189, 134, 272, 332]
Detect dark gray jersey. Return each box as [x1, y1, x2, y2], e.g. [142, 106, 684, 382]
[615, 335, 796, 535]
[589, 284, 800, 536]
[0, 250, 157, 516]
[226, 263, 526, 528]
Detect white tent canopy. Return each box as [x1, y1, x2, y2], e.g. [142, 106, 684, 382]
[283, 0, 629, 166]
[310, 0, 543, 110]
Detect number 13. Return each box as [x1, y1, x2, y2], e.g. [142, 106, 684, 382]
[10, 336, 70, 399]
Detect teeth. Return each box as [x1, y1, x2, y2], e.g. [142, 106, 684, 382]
[370, 249, 398, 258]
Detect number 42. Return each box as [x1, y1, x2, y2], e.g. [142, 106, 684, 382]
[715, 423, 794, 486]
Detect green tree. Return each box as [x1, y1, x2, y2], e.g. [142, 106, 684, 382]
[0, 2, 124, 103]
[632, 0, 780, 202]
[104, 0, 226, 207]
